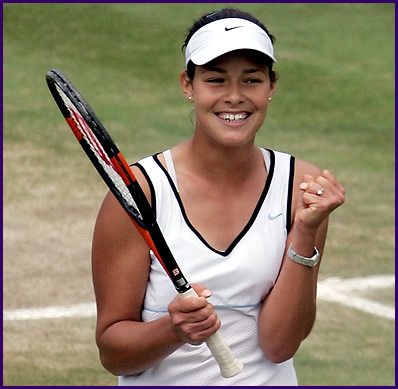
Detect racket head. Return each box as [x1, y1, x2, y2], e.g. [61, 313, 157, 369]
[46, 69, 191, 293]
[46, 69, 146, 229]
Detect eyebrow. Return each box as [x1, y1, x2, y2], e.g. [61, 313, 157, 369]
[204, 67, 264, 74]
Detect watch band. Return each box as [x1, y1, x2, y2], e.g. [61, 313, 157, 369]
[287, 243, 320, 267]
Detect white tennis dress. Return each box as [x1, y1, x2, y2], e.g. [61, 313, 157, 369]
[118, 148, 298, 386]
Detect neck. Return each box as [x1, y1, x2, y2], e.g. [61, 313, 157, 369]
[185, 136, 261, 183]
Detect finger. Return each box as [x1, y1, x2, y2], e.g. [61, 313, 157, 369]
[191, 283, 212, 298]
[321, 170, 345, 193]
[178, 296, 208, 313]
[299, 174, 315, 191]
[170, 292, 208, 314]
[188, 316, 221, 344]
[185, 304, 217, 323]
[316, 175, 344, 200]
[317, 174, 345, 207]
[170, 302, 216, 333]
[185, 307, 219, 328]
[321, 170, 337, 185]
[307, 181, 326, 196]
[301, 191, 324, 210]
[303, 174, 315, 185]
[182, 309, 220, 336]
[315, 176, 334, 197]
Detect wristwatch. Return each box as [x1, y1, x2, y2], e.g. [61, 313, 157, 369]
[287, 243, 320, 267]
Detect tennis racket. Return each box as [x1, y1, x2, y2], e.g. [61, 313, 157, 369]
[45, 69, 243, 378]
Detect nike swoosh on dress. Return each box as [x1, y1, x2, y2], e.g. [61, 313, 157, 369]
[268, 212, 283, 220]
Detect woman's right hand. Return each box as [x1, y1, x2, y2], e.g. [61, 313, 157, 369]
[168, 284, 221, 345]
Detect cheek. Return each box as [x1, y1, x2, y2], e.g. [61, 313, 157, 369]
[256, 96, 270, 114]
[252, 88, 270, 104]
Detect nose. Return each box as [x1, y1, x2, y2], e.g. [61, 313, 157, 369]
[225, 82, 245, 105]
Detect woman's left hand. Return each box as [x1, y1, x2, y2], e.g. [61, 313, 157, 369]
[295, 170, 345, 233]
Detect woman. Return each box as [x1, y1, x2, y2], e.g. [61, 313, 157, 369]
[92, 8, 345, 386]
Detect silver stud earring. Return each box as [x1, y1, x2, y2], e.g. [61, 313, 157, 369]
[188, 96, 192, 100]
[269, 97, 272, 101]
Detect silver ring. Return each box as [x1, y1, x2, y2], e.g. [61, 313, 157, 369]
[317, 187, 325, 196]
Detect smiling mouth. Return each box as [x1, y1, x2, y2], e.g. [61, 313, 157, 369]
[216, 112, 250, 122]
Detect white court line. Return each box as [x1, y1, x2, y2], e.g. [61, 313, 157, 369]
[317, 275, 395, 320]
[3, 303, 96, 321]
[3, 275, 395, 322]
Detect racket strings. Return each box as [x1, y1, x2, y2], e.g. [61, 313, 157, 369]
[55, 84, 143, 221]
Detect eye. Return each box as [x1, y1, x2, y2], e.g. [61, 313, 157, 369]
[207, 78, 225, 83]
[245, 78, 262, 84]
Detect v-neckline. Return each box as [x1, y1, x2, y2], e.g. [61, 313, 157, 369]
[153, 149, 275, 257]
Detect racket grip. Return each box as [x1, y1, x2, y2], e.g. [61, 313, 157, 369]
[180, 288, 243, 378]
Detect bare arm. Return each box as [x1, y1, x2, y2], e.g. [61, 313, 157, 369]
[92, 166, 219, 376]
[258, 160, 345, 363]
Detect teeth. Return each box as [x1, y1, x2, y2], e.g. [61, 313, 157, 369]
[218, 113, 248, 122]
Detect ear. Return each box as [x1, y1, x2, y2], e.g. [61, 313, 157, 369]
[269, 79, 277, 99]
[180, 71, 194, 101]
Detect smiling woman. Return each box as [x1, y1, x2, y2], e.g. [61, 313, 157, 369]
[181, 50, 274, 149]
[91, 7, 345, 386]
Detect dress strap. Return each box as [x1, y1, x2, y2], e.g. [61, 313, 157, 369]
[163, 149, 179, 192]
[260, 148, 271, 172]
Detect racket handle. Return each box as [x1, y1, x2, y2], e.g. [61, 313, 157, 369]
[180, 288, 243, 378]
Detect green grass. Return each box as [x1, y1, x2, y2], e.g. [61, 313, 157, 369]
[3, 3, 395, 386]
[296, 301, 395, 386]
[3, 318, 115, 386]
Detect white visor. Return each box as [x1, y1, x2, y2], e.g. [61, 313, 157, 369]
[185, 18, 276, 67]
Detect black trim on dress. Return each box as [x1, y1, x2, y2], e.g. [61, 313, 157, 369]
[152, 150, 275, 257]
[286, 156, 295, 233]
[132, 162, 157, 219]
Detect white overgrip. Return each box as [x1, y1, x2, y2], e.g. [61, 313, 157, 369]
[180, 288, 243, 378]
